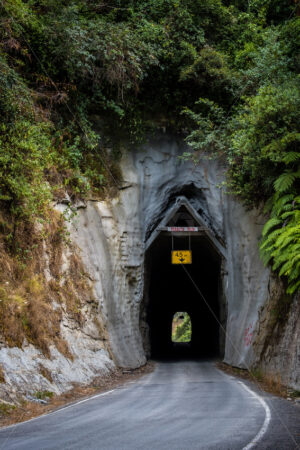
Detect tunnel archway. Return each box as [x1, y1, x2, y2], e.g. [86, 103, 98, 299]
[141, 198, 226, 360]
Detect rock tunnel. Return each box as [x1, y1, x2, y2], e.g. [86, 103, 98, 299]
[69, 139, 273, 372]
[141, 197, 226, 360]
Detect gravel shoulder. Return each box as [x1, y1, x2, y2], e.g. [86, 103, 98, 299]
[0, 362, 155, 428]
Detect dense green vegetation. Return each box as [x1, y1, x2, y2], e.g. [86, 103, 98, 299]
[0, 0, 299, 292]
[184, 5, 300, 294]
[172, 312, 192, 343]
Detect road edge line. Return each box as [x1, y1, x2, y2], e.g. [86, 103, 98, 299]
[0, 389, 115, 431]
[239, 381, 271, 449]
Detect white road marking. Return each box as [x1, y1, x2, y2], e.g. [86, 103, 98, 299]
[1, 369, 273, 450]
[240, 381, 271, 449]
[0, 389, 116, 430]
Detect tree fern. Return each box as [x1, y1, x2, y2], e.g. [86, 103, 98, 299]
[260, 192, 300, 294]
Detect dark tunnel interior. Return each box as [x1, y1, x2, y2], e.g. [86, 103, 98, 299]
[144, 233, 223, 360]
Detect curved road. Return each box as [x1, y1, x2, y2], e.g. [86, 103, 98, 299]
[0, 361, 299, 449]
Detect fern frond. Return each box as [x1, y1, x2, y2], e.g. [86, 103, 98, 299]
[281, 211, 297, 220]
[264, 196, 275, 213]
[288, 261, 300, 280]
[276, 233, 300, 250]
[278, 254, 300, 275]
[293, 196, 300, 204]
[260, 190, 300, 293]
[278, 260, 293, 276]
[261, 247, 277, 263]
[282, 152, 300, 163]
[271, 193, 294, 215]
[274, 172, 296, 192]
[286, 279, 300, 295]
[262, 218, 282, 237]
[260, 228, 283, 248]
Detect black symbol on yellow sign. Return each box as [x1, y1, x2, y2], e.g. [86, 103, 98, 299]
[171, 250, 192, 264]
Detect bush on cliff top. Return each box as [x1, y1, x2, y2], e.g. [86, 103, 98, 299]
[0, 0, 298, 293]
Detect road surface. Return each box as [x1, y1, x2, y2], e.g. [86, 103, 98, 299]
[0, 360, 299, 449]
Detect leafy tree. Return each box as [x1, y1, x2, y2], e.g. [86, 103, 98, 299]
[184, 14, 300, 293]
[0, 0, 299, 293]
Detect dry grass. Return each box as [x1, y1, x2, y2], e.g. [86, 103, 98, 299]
[49, 252, 95, 327]
[0, 362, 156, 427]
[0, 365, 5, 383]
[0, 402, 15, 417]
[38, 365, 53, 383]
[0, 208, 96, 360]
[0, 273, 67, 358]
[251, 369, 286, 397]
[217, 362, 288, 398]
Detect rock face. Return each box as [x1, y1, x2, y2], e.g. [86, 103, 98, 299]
[252, 281, 300, 390]
[0, 134, 298, 399]
[0, 336, 113, 403]
[70, 134, 292, 376]
[0, 221, 114, 403]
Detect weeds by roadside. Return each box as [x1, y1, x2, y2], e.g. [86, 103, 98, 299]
[33, 391, 54, 401]
[217, 362, 292, 399]
[0, 362, 155, 428]
[0, 402, 16, 417]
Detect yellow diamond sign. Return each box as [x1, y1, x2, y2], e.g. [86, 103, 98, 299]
[171, 250, 192, 264]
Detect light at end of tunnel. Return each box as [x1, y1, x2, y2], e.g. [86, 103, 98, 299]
[172, 312, 192, 343]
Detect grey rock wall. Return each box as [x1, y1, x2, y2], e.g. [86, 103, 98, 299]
[0, 213, 114, 403]
[70, 135, 276, 372]
[1, 134, 298, 401]
[252, 279, 300, 390]
[0, 259, 114, 404]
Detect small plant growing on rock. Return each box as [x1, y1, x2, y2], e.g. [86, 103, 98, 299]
[0, 402, 16, 416]
[0, 365, 5, 383]
[34, 391, 54, 400]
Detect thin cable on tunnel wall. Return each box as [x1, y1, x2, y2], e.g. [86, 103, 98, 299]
[179, 263, 299, 449]
[170, 232, 191, 251]
[1, 2, 299, 447]
[150, 231, 221, 358]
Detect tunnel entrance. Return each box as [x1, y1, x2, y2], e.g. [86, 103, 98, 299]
[141, 197, 226, 360]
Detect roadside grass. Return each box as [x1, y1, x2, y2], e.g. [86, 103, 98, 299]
[0, 402, 16, 416]
[0, 362, 155, 427]
[217, 362, 289, 398]
[34, 391, 54, 400]
[289, 390, 300, 399]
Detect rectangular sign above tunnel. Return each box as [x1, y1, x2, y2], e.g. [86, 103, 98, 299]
[168, 227, 198, 232]
[171, 250, 192, 264]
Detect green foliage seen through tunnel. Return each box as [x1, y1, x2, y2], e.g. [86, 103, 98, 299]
[172, 312, 192, 343]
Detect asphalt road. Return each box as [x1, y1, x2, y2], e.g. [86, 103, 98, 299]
[0, 360, 299, 449]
